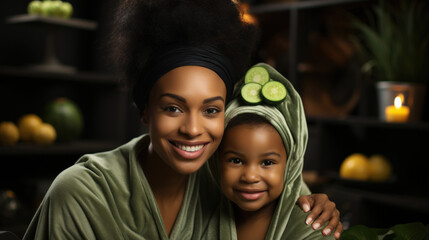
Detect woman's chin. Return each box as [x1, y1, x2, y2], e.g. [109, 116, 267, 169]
[172, 160, 207, 176]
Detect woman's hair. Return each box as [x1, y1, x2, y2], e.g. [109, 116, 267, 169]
[109, 0, 259, 96]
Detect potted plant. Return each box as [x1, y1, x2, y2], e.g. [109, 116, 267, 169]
[351, 0, 429, 121]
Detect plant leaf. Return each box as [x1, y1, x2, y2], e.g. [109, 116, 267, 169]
[390, 222, 429, 240]
[340, 225, 383, 240]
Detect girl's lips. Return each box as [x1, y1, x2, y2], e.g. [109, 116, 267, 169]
[170, 141, 208, 160]
[235, 189, 266, 201]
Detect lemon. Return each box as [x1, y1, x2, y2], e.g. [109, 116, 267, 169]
[0, 121, 20, 146]
[369, 154, 392, 182]
[18, 114, 43, 142]
[339, 153, 371, 181]
[34, 123, 56, 145]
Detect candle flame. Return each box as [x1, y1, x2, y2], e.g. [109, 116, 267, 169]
[394, 96, 402, 108]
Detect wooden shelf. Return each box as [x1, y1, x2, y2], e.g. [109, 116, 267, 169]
[0, 140, 121, 156]
[0, 66, 119, 85]
[250, 0, 368, 14]
[327, 184, 429, 213]
[6, 14, 97, 30]
[307, 116, 429, 131]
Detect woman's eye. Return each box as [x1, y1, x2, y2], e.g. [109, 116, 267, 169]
[164, 106, 182, 113]
[204, 107, 221, 116]
[229, 158, 243, 165]
[261, 160, 274, 166]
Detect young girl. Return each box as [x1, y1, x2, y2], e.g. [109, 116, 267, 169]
[206, 63, 339, 239]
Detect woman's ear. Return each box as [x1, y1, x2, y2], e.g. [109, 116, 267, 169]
[141, 105, 149, 124]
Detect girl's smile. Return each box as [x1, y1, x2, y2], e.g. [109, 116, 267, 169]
[235, 189, 267, 201]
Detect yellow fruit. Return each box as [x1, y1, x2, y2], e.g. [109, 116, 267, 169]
[369, 154, 392, 182]
[18, 114, 43, 142]
[0, 121, 20, 146]
[34, 123, 56, 145]
[339, 153, 371, 181]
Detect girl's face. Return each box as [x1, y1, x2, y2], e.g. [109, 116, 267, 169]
[143, 66, 226, 175]
[219, 123, 287, 212]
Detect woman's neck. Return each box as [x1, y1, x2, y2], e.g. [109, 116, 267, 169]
[234, 201, 277, 240]
[139, 142, 188, 236]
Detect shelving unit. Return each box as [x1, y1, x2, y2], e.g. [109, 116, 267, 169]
[0, 2, 139, 236]
[249, 0, 429, 229]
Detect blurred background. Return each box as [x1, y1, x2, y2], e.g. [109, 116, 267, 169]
[0, 0, 428, 237]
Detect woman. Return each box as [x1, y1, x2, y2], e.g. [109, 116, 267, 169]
[23, 1, 341, 239]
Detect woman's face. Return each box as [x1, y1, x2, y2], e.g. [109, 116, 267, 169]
[219, 123, 287, 212]
[143, 66, 227, 175]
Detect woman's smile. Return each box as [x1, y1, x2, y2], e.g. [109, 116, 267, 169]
[171, 141, 209, 159]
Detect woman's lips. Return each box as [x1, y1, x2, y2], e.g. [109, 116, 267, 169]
[170, 141, 208, 160]
[235, 189, 266, 201]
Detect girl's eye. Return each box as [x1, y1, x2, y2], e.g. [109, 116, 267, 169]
[261, 160, 274, 166]
[228, 158, 243, 165]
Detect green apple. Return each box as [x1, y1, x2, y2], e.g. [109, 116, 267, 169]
[59, 2, 73, 19]
[40, 0, 62, 17]
[51, 1, 63, 17]
[40, 1, 55, 16]
[28, 1, 42, 15]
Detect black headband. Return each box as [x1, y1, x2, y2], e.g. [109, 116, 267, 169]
[133, 45, 236, 112]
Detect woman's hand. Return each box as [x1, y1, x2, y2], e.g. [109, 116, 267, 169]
[298, 194, 343, 239]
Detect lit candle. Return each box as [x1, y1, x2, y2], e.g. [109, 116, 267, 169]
[385, 95, 410, 122]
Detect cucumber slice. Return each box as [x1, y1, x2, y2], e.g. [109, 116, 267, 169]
[244, 66, 270, 85]
[241, 82, 263, 104]
[261, 81, 287, 104]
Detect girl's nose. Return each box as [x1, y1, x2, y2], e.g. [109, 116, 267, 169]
[240, 165, 260, 183]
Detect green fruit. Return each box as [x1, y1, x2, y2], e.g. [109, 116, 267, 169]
[44, 98, 84, 142]
[40, 1, 54, 16]
[244, 66, 270, 85]
[241, 82, 263, 105]
[40, 0, 61, 17]
[59, 2, 73, 19]
[28, 1, 42, 15]
[52, 1, 64, 17]
[261, 80, 287, 105]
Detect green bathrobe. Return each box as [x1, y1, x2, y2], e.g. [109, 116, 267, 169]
[22, 135, 220, 240]
[204, 63, 334, 240]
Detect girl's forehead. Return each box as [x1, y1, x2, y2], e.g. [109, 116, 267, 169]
[223, 123, 281, 147]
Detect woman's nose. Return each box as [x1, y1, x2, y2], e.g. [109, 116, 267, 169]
[179, 112, 203, 137]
